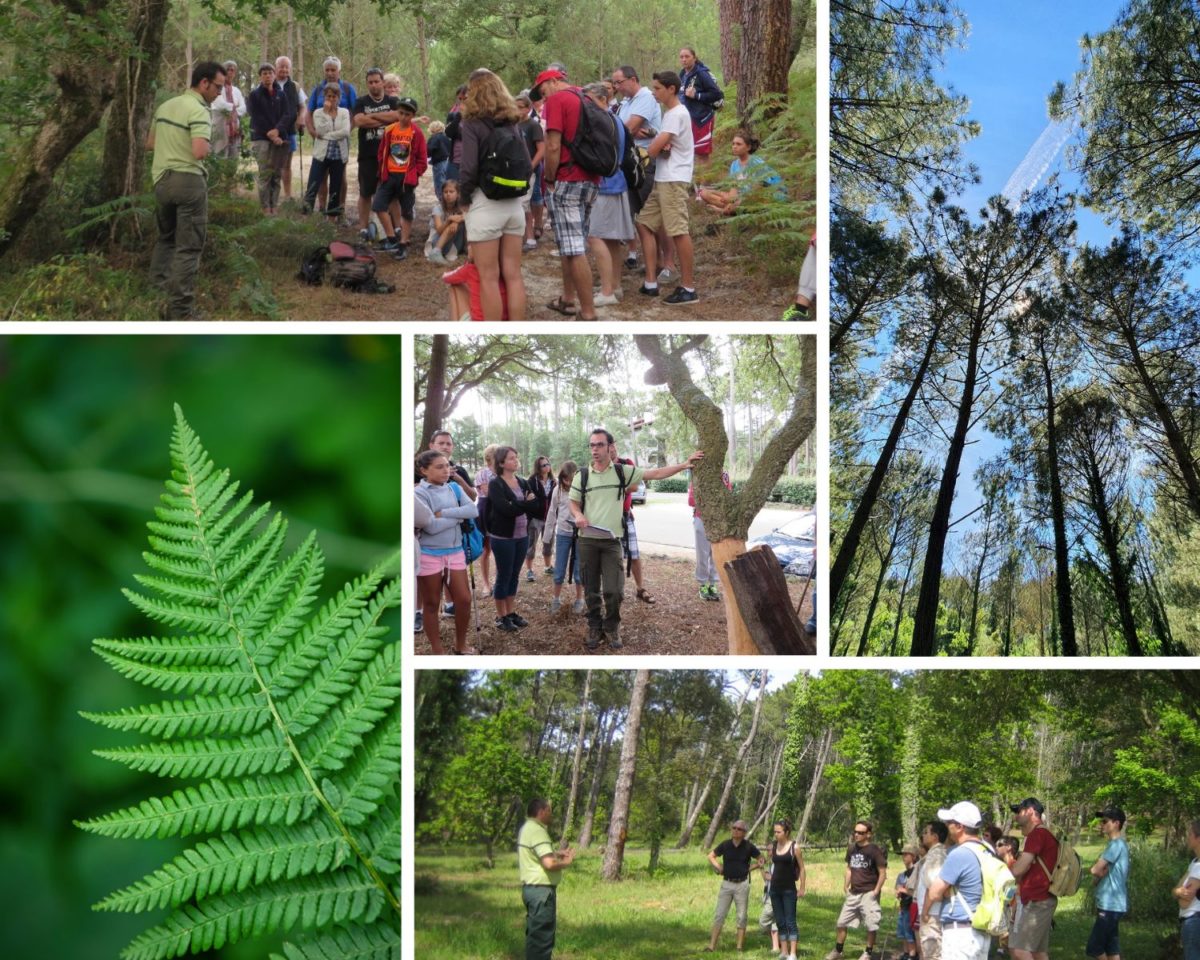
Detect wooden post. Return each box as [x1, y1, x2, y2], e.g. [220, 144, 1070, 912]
[724, 545, 814, 655]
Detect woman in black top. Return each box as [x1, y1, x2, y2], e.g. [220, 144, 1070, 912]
[486, 446, 537, 632]
[768, 817, 805, 958]
[524, 456, 555, 581]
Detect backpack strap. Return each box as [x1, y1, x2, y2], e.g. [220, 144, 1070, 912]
[1035, 854, 1052, 882]
[578, 467, 589, 517]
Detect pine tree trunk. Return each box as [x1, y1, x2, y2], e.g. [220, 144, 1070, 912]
[601, 669, 650, 881]
[1085, 462, 1142, 654]
[699, 671, 767, 850]
[796, 728, 832, 843]
[718, 0, 744, 86]
[560, 670, 592, 844]
[578, 709, 615, 850]
[737, 0, 791, 121]
[1039, 341, 1078, 655]
[855, 537, 896, 656]
[421, 334, 449, 450]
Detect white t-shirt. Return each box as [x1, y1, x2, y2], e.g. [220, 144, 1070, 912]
[655, 102, 694, 184]
[1181, 858, 1200, 918]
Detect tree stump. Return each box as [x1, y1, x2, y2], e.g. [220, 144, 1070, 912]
[724, 545, 814, 655]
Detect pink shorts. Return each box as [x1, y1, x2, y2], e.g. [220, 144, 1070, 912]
[418, 551, 467, 576]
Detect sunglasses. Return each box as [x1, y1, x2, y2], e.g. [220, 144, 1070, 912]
[853, 829, 869, 835]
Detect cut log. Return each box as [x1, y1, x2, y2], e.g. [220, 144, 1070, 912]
[724, 545, 814, 655]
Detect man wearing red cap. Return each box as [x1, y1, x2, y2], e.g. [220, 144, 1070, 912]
[533, 67, 601, 321]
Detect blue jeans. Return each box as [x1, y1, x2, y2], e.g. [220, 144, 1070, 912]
[491, 535, 528, 601]
[432, 159, 449, 201]
[769, 886, 798, 942]
[807, 587, 817, 633]
[1087, 910, 1122, 958]
[1183, 913, 1200, 960]
[553, 532, 579, 585]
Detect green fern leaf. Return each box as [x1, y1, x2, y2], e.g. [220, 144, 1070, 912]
[78, 406, 400, 958]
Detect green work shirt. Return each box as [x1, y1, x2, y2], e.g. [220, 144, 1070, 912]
[569, 461, 645, 538]
[518, 818, 559, 886]
[151, 90, 213, 183]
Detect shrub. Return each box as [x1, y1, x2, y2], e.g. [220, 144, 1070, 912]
[2, 253, 159, 321]
[650, 477, 689, 493]
[1079, 839, 1189, 922]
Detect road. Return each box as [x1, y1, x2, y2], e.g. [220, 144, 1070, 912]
[628, 492, 810, 558]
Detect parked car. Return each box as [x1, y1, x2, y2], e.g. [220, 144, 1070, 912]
[630, 480, 647, 505]
[746, 512, 815, 577]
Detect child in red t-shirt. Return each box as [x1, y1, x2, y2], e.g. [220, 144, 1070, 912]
[442, 250, 510, 321]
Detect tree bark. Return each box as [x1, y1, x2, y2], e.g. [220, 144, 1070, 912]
[420, 334, 449, 451]
[699, 670, 768, 851]
[601, 669, 650, 881]
[1038, 337, 1078, 655]
[718, 0, 744, 87]
[737, 0, 791, 122]
[856, 532, 896, 656]
[560, 670, 592, 845]
[99, 0, 170, 234]
[578, 708, 615, 850]
[796, 727, 833, 844]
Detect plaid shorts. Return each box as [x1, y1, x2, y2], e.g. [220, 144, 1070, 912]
[550, 179, 598, 256]
[624, 514, 639, 559]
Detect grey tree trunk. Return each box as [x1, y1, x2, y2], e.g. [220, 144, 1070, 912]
[560, 670, 592, 844]
[601, 670, 650, 881]
[700, 670, 768, 850]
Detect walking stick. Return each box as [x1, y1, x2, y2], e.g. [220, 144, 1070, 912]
[463, 537, 481, 638]
[795, 562, 815, 619]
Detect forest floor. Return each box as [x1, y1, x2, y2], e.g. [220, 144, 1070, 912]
[265, 153, 801, 321]
[413, 846, 1164, 960]
[413, 553, 814, 656]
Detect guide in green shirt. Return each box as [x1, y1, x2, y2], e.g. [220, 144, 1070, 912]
[517, 799, 575, 960]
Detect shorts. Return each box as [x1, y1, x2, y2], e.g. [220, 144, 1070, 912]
[836, 892, 881, 932]
[1009, 896, 1055, 954]
[588, 191, 635, 241]
[636, 179, 691, 238]
[549, 179, 598, 256]
[941, 924, 988, 960]
[286, 132, 298, 152]
[358, 150, 381, 197]
[897, 904, 916, 941]
[692, 115, 714, 156]
[1086, 910, 1123, 958]
[372, 178, 416, 220]
[624, 515, 639, 559]
[464, 190, 525, 242]
[418, 551, 467, 576]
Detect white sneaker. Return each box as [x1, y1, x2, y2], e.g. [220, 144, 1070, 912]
[427, 249, 448, 265]
[445, 249, 459, 263]
[593, 293, 620, 307]
[572, 599, 585, 614]
[823, 951, 842, 960]
[550, 598, 562, 613]
[858, 952, 872, 960]
[658, 267, 675, 283]
[523, 238, 537, 251]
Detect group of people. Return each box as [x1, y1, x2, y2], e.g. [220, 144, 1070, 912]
[413, 427, 712, 654]
[147, 50, 809, 320]
[513, 796, 1194, 960]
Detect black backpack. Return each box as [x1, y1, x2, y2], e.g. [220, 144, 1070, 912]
[297, 241, 393, 293]
[568, 463, 632, 583]
[477, 120, 532, 200]
[566, 90, 621, 178]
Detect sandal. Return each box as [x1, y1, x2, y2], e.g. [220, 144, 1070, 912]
[452, 645, 480, 656]
[636, 587, 657, 604]
[546, 297, 577, 316]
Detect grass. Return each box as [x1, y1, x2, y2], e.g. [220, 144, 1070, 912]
[414, 844, 1178, 959]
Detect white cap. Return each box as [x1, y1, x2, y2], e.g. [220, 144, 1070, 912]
[937, 801, 982, 828]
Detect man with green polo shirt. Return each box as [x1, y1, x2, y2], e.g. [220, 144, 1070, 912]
[518, 798, 575, 960]
[569, 428, 703, 650]
[146, 60, 225, 320]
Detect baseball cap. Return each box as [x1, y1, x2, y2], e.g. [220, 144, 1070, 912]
[396, 97, 419, 113]
[1010, 797, 1045, 816]
[1095, 806, 1126, 826]
[532, 68, 567, 97]
[937, 801, 983, 828]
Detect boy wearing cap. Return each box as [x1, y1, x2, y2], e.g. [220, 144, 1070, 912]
[1004, 797, 1058, 960]
[707, 819, 764, 952]
[371, 98, 428, 259]
[1087, 807, 1128, 960]
[926, 801, 990, 960]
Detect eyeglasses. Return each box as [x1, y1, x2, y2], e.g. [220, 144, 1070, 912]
[588, 441, 608, 448]
[853, 829, 869, 835]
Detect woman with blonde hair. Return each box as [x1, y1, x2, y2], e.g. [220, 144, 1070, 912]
[458, 68, 530, 320]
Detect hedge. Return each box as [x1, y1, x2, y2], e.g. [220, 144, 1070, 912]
[649, 475, 815, 505]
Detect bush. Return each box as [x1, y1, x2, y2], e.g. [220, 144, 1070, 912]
[651, 475, 815, 505]
[1079, 839, 1189, 922]
[1, 253, 159, 321]
[650, 477, 689, 493]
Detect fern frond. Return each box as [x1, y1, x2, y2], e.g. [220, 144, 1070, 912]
[270, 922, 401, 960]
[81, 406, 400, 957]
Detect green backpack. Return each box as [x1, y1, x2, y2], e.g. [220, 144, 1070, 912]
[953, 839, 1017, 937]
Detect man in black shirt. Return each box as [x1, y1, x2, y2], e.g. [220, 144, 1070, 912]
[351, 68, 401, 240]
[707, 819, 764, 952]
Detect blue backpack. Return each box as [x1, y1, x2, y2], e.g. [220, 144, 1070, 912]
[449, 481, 484, 563]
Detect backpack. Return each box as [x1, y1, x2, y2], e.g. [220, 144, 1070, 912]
[566, 90, 621, 177]
[477, 120, 532, 199]
[952, 839, 1017, 938]
[570, 463, 632, 581]
[1037, 832, 1082, 898]
[449, 481, 484, 564]
[621, 136, 647, 196]
[297, 241, 388, 292]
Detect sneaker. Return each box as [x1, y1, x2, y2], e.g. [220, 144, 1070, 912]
[638, 283, 659, 297]
[607, 627, 623, 650]
[572, 599, 585, 614]
[586, 624, 602, 650]
[442, 603, 456, 618]
[427, 249, 448, 265]
[593, 292, 621, 307]
[523, 238, 538, 251]
[664, 286, 699, 306]
[496, 615, 518, 633]
[367, 221, 379, 242]
[624, 254, 638, 269]
[392, 243, 408, 261]
[414, 611, 423, 633]
[544, 566, 554, 576]
[508, 613, 529, 628]
[781, 302, 810, 321]
[445, 249, 459, 263]
[525, 570, 536, 582]
[381, 237, 399, 252]
[550, 598, 562, 614]
[594, 286, 624, 301]
[823, 952, 842, 960]
[858, 952, 872, 960]
[359, 227, 370, 242]
[657, 267, 675, 283]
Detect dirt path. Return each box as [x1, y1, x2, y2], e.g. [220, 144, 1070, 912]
[413, 553, 815, 657]
[273, 152, 795, 321]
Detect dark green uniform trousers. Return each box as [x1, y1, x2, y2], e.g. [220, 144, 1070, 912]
[523, 884, 556, 960]
[150, 170, 208, 319]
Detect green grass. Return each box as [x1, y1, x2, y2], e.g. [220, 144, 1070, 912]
[414, 844, 1178, 959]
